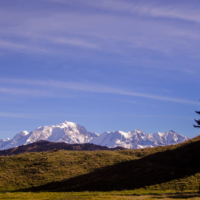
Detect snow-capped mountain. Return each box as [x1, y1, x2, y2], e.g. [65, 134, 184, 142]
[0, 121, 189, 150]
[90, 130, 189, 149]
[0, 121, 99, 150]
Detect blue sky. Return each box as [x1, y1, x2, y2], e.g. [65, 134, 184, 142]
[0, 0, 200, 139]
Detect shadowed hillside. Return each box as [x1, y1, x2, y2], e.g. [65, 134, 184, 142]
[20, 135, 200, 192]
[0, 147, 140, 191]
[0, 135, 199, 192]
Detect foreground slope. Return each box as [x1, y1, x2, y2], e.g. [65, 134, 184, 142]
[22, 135, 200, 192]
[0, 141, 177, 192]
[0, 149, 140, 192]
[0, 135, 198, 192]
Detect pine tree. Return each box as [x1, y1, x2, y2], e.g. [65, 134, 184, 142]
[194, 111, 200, 128]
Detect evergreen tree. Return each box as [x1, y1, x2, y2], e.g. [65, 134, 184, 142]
[194, 111, 200, 128]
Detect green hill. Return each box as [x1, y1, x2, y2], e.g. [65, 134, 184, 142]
[0, 147, 150, 192]
[0, 136, 200, 192]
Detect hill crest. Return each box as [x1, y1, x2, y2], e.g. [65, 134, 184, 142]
[0, 140, 125, 156]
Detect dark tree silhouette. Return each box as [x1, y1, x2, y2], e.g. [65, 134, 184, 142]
[194, 111, 200, 128]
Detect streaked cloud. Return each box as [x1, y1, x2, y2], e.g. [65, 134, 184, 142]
[0, 40, 27, 50]
[0, 87, 54, 97]
[0, 112, 35, 119]
[50, 37, 98, 49]
[0, 0, 199, 138]
[49, 0, 200, 23]
[86, 0, 200, 23]
[0, 0, 200, 59]
[0, 78, 198, 105]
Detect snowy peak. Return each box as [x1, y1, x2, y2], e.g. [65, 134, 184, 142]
[57, 121, 77, 128]
[13, 131, 29, 140]
[151, 130, 188, 146]
[91, 130, 133, 149]
[0, 121, 189, 150]
[0, 121, 99, 150]
[131, 129, 143, 134]
[91, 129, 189, 149]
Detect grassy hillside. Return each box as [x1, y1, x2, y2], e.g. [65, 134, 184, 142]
[0, 148, 152, 192]
[0, 136, 199, 192]
[0, 142, 176, 192]
[23, 136, 200, 192]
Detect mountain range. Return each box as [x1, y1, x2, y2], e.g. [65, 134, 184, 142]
[0, 121, 189, 150]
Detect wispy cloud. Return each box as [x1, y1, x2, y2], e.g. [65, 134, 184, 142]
[48, 0, 200, 23]
[81, 0, 200, 23]
[0, 39, 53, 54]
[0, 0, 200, 59]
[0, 78, 198, 105]
[0, 111, 192, 122]
[0, 40, 27, 50]
[0, 112, 35, 119]
[0, 111, 116, 120]
[0, 87, 53, 97]
[49, 37, 98, 49]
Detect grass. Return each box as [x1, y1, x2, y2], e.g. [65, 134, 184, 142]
[0, 190, 200, 200]
[0, 135, 200, 193]
[0, 143, 182, 192]
[0, 149, 154, 192]
[20, 135, 200, 192]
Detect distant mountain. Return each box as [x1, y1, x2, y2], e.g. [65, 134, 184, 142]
[0, 121, 99, 150]
[0, 121, 189, 150]
[0, 140, 125, 156]
[90, 130, 189, 149]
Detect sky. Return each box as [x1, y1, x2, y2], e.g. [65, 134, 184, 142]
[0, 0, 200, 139]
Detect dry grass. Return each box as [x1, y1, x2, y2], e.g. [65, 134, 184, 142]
[0, 135, 200, 193]
[0, 190, 200, 200]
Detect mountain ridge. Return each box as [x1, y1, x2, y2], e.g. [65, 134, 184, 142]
[0, 121, 189, 150]
[90, 129, 188, 149]
[0, 140, 125, 156]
